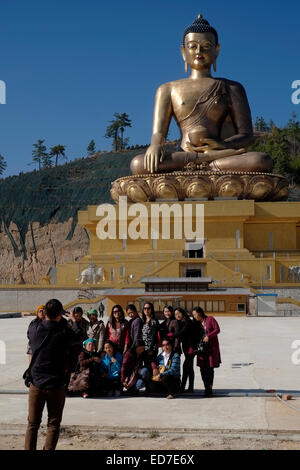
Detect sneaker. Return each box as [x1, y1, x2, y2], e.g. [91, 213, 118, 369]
[82, 392, 89, 399]
[166, 394, 175, 399]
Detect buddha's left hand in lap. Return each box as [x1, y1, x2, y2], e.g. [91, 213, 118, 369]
[195, 147, 246, 162]
[187, 137, 228, 152]
[186, 137, 245, 161]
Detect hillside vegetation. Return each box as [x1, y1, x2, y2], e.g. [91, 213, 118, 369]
[0, 148, 145, 259]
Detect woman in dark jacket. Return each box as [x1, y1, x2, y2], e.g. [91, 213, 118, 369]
[159, 305, 177, 342]
[174, 307, 195, 393]
[141, 302, 159, 366]
[67, 306, 89, 372]
[126, 304, 143, 347]
[76, 338, 102, 398]
[86, 308, 105, 353]
[192, 306, 221, 397]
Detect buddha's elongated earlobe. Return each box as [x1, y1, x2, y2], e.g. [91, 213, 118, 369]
[185, 60, 188, 73]
[213, 60, 217, 73]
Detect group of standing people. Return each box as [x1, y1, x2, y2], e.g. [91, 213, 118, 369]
[24, 299, 221, 450]
[68, 302, 221, 399]
[27, 301, 221, 399]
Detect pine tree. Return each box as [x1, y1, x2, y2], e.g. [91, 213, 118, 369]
[254, 116, 269, 132]
[105, 113, 132, 151]
[49, 145, 66, 166]
[32, 139, 48, 170]
[87, 140, 96, 155]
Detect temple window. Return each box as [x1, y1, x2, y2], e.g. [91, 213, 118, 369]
[122, 234, 127, 251]
[120, 266, 125, 277]
[185, 240, 204, 258]
[236, 230, 240, 249]
[269, 232, 273, 250]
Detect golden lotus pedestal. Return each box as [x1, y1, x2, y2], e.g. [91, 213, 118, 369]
[110, 170, 289, 203]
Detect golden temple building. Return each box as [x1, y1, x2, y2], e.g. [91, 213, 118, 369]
[56, 199, 300, 316]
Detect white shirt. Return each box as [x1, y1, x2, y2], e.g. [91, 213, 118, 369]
[162, 351, 171, 367]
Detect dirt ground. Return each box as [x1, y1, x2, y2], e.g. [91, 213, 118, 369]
[1, 425, 300, 450]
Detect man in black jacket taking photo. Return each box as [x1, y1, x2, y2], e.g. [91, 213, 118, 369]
[24, 298, 76, 451]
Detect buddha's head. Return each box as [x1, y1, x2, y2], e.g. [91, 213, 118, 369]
[181, 14, 220, 73]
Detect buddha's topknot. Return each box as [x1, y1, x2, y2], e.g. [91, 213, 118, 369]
[183, 14, 218, 45]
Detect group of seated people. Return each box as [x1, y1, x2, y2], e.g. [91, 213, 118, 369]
[27, 302, 221, 399]
[74, 335, 181, 399]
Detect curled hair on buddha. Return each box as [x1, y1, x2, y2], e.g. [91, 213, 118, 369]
[183, 14, 219, 46]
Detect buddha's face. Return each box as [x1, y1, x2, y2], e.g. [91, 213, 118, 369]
[181, 32, 220, 71]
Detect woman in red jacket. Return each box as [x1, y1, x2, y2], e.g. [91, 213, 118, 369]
[192, 306, 221, 397]
[104, 305, 130, 355]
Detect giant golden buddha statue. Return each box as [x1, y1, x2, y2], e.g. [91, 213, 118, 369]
[111, 15, 289, 202]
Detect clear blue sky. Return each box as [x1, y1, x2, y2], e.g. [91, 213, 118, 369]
[1, 0, 299, 176]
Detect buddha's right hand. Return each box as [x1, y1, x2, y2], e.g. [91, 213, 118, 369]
[144, 144, 165, 173]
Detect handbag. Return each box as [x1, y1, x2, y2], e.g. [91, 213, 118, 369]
[68, 368, 90, 392]
[151, 356, 172, 382]
[194, 319, 209, 356]
[194, 340, 209, 355]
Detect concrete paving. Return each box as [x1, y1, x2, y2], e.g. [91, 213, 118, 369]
[0, 316, 299, 431]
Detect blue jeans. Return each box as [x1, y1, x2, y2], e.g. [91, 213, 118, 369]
[135, 368, 150, 390]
